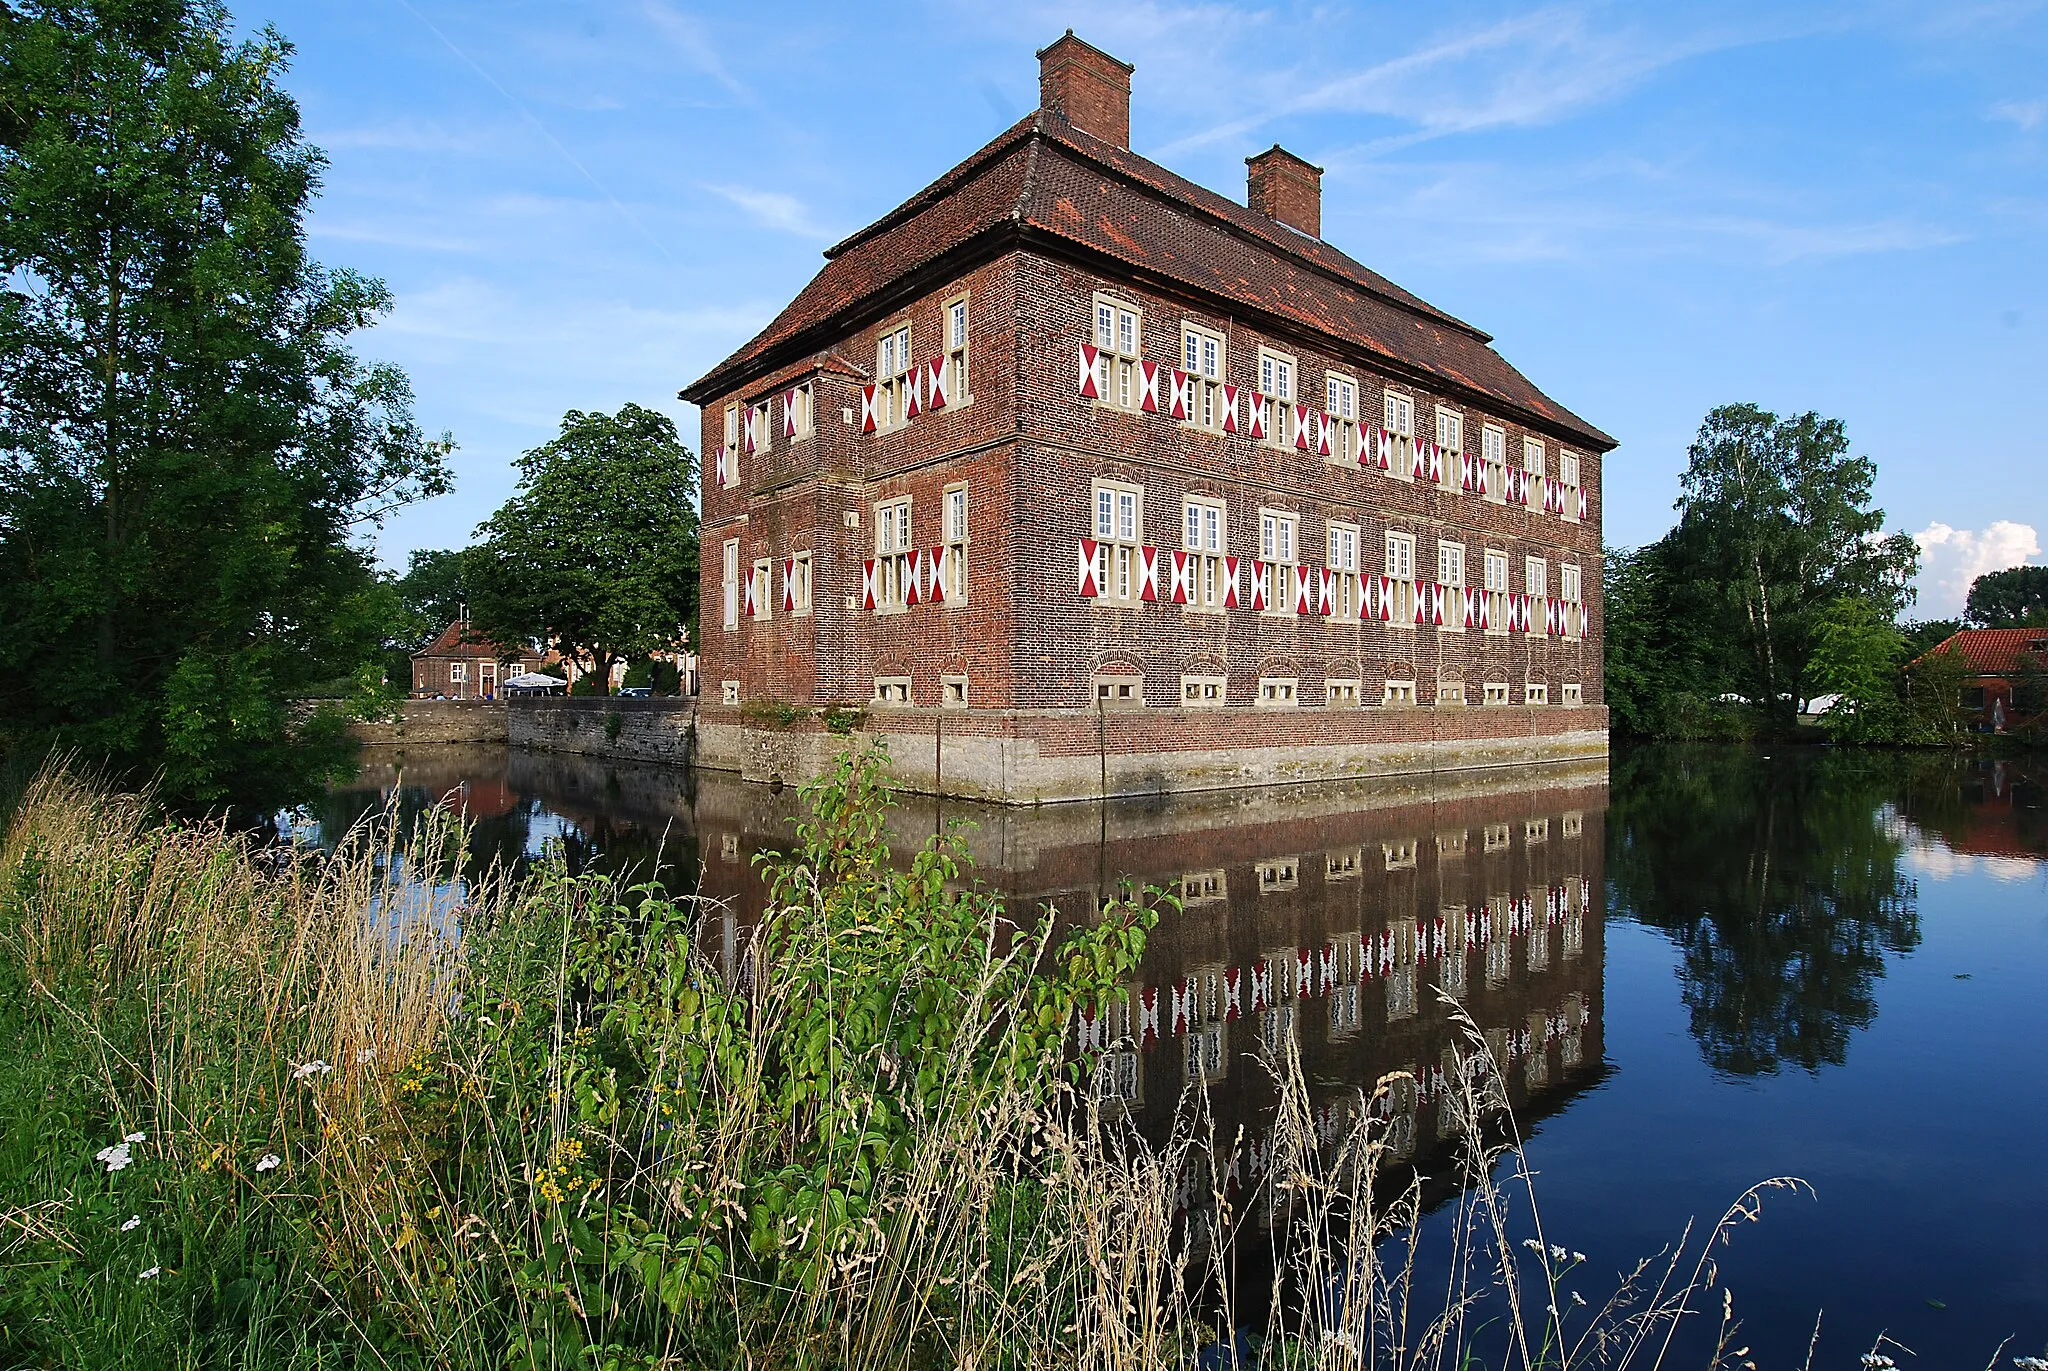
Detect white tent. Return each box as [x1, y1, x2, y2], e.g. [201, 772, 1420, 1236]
[501, 672, 566, 695]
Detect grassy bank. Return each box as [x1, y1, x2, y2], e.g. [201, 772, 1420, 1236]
[1, 749, 1801, 1369]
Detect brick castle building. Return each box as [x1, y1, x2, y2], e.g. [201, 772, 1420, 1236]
[682, 33, 1615, 802]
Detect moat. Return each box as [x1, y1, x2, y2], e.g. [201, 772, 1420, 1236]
[304, 743, 2048, 1361]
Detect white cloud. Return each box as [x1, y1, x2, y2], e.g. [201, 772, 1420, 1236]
[1913, 520, 2042, 617]
[1991, 96, 2048, 131]
[702, 183, 834, 240]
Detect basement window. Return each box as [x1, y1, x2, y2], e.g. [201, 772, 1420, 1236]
[874, 677, 912, 706]
[1093, 672, 1144, 708]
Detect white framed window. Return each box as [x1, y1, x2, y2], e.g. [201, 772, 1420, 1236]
[874, 676, 911, 706]
[1181, 675, 1227, 707]
[1182, 496, 1228, 609]
[1561, 683, 1583, 706]
[945, 292, 971, 402]
[1438, 681, 1466, 706]
[1383, 390, 1416, 480]
[1560, 562, 1582, 639]
[1483, 682, 1511, 706]
[1385, 530, 1417, 624]
[1525, 555, 1549, 608]
[1181, 322, 1226, 430]
[1257, 677, 1298, 707]
[721, 681, 740, 706]
[1525, 682, 1549, 706]
[1325, 372, 1359, 463]
[874, 496, 914, 611]
[1090, 480, 1144, 604]
[722, 537, 740, 630]
[1259, 508, 1299, 614]
[751, 560, 772, 622]
[449, 661, 466, 685]
[1434, 408, 1463, 489]
[943, 675, 970, 708]
[1257, 347, 1296, 446]
[1326, 678, 1360, 707]
[1383, 679, 1416, 707]
[1437, 540, 1465, 633]
[1092, 671, 1144, 708]
[876, 322, 913, 429]
[944, 484, 969, 602]
[749, 400, 772, 458]
[1484, 548, 1508, 635]
[1523, 436, 1546, 510]
[787, 552, 813, 617]
[1092, 293, 1142, 410]
[720, 404, 740, 489]
[1559, 450, 1582, 521]
[1482, 425, 1506, 503]
[785, 382, 815, 443]
[1328, 520, 1361, 620]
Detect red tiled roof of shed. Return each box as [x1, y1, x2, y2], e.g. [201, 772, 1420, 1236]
[685, 112, 1614, 450]
[414, 620, 532, 661]
[1912, 628, 2048, 674]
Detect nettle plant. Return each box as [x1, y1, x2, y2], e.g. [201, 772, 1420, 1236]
[432, 743, 1158, 1360]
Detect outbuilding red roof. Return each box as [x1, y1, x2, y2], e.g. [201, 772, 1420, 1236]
[683, 111, 1614, 451]
[414, 620, 532, 661]
[1913, 628, 2048, 674]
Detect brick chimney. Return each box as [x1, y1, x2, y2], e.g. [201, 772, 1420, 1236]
[1038, 30, 1134, 149]
[1246, 145, 1324, 239]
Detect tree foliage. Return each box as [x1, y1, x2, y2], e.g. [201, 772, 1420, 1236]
[1808, 596, 1906, 743]
[468, 404, 698, 695]
[0, 1, 451, 807]
[1963, 564, 2048, 627]
[1605, 405, 1920, 739]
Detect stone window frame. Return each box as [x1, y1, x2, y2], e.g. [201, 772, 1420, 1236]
[785, 381, 815, 444]
[1525, 682, 1550, 706]
[874, 496, 914, 613]
[1437, 539, 1466, 634]
[944, 291, 973, 406]
[1559, 449, 1582, 523]
[1324, 369, 1361, 465]
[1383, 840, 1418, 871]
[749, 398, 772, 458]
[1433, 406, 1463, 491]
[1327, 519, 1363, 621]
[1091, 292, 1143, 411]
[1090, 480, 1145, 605]
[720, 403, 740, 489]
[873, 676, 912, 706]
[1438, 680, 1467, 707]
[943, 483, 970, 605]
[1561, 683, 1584, 706]
[1484, 547, 1510, 636]
[1257, 858, 1299, 892]
[751, 559, 773, 622]
[1326, 678, 1361, 707]
[1523, 435, 1547, 510]
[1182, 494, 1229, 612]
[1481, 424, 1507, 504]
[1256, 676, 1299, 707]
[1258, 506, 1299, 617]
[1180, 674, 1227, 707]
[1256, 346, 1297, 448]
[1383, 678, 1417, 707]
[875, 320, 913, 430]
[942, 675, 970, 708]
[1179, 320, 1227, 431]
[1091, 670, 1145, 709]
[722, 537, 741, 631]
[1382, 388, 1416, 481]
[1181, 869, 1228, 904]
[787, 551, 813, 618]
[1384, 530, 1417, 626]
[1525, 556, 1549, 632]
[1483, 681, 1511, 706]
[721, 681, 740, 705]
[1326, 848, 1363, 880]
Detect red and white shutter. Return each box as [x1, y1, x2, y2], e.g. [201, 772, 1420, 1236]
[1139, 545, 1160, 602]
[1578, 486, 1589, 521]
[1247, 392, 1268, 440]
[1169, 369, 1190, 420]
[1221, 383, 1239, 433]
[1248, 561, 1268, 611]
[741, 572, 754, 619]
[1293, 404, 1311, 451]
[1139, 360, 1162, 413]
[1433, 584, 1448, 626]
[742, 408, 756, 456]
[926, 357, 948, 410]
[1414, 581, 1428, 625]
[782, 558, 796, 613]
[926, 545, 949, 604]
[1410, 441, 1426, 481]
[1169, 550, 1191, 604]
[860, 384, 879, 433]
[1318, 567, 1335, 615]
[1294, 568, 1313, 616]
[783, 389, 798, 439]
[1461, 452, 1476, 492]
[1077, 342, 1101, 399]
[1317, 412, 1334, 457]
[861, 559, 878, 611]
[903, 550, 922, 607]
[1077, 539, 1100, 597]
[714, 446, 728, 487]
[1377, 428, 1395, 470]
[1364, 574, 1380, 620]
[903, 366, 922, 421]
[1223, 556, 1241, 608]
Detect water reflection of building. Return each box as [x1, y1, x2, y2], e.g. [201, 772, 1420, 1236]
[694, 760, 1608, 1218]
[1905, 757, 2047, 861]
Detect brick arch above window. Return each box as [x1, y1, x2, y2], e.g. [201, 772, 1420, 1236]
[873, 656, 917, 678]
[1255, 656, 1302, 680]
[1089, 654, 1145, 676]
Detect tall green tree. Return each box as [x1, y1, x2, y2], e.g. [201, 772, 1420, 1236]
[0, 2, 451, 807]
[468, 404, 698, 695]
[1808, 596, 1906, 743]
[1963, 564, 2048, 626]
[1660, 404, 1918, 725]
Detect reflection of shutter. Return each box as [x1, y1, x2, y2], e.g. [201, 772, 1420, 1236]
[861, 560, 878, 611]
[1077, 539, 1100, 597]
[1139, 360, 1161, 412]
[926, 357, 948, 410]
[1246, 392, 1267, 439]
[1248, 561, 1268, 611]
[1077, 343, 1100, 399]
[1296, 947, 1312, 999]
[1138, 987, 1160, 1048]
[860, 385, 878, 432]
[1221, 383, 1239, 433]
[1170, 981, 1190, 1035]
[926, 546, 949, 604]
[1223, 556, 1241, 608]
[1224, 967, 1242, 1022]
[1139, 546, 1159, 602]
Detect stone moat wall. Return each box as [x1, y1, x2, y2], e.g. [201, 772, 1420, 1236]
[351, 699, 510, 746]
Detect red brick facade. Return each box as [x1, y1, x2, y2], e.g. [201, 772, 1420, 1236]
[683, 34, 1613, 797]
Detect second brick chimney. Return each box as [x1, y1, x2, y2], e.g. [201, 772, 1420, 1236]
[1038, 30, 1134, 149]
[1246, 145, 1324, 240]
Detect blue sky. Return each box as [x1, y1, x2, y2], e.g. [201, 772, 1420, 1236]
[260, 1, 2048, 618]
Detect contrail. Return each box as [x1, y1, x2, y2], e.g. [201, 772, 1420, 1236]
[389, 0, 677, 264]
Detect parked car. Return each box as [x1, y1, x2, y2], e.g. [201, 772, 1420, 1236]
[617, 686, 652, 698]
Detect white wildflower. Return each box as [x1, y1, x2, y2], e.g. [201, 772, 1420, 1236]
[120, 1215, 140, 1232]
[95, 1142, 133, 1172]
[256, 1154, 281, 1173]
[137, 1266, 160, 1281]
[124, 1132, 145, 1143]
[1571, 1250, 1586, 1263]
[1550, 1244, 1567, 1261]
[291, 1060, 332, 1080]
[2013, 1360, 2048, 1371]
[1521, 1238, 1543, 1252]
[1571, 1291, 1587, 1307]
[1861, 1357, 1896, 1371]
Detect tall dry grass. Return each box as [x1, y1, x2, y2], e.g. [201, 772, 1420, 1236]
[0, 754, 1818, 1370]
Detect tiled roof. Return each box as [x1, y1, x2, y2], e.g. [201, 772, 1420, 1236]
[1914, 628, 2048, 674]
[685, 112, 1614, 450]
[414, 620, 529, 660]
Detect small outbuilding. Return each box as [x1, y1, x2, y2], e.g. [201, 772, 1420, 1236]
[1911, 628, 2048, 733]
[412, 620, 545, 700]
